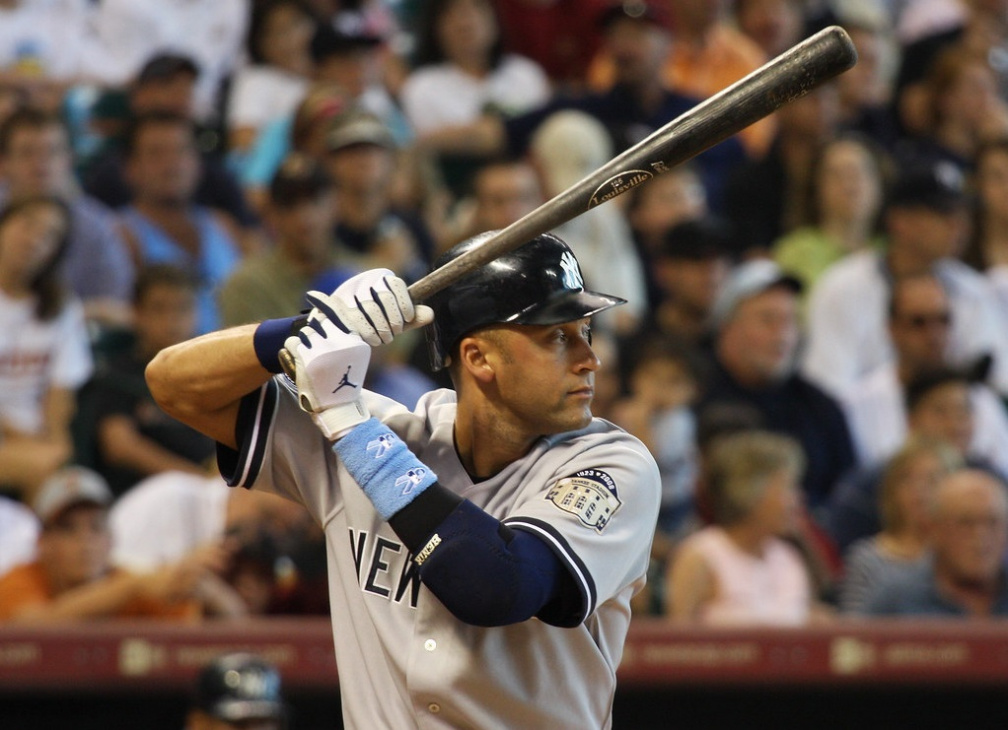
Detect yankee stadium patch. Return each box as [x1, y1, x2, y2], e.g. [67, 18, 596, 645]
[546, 469, 622, 533]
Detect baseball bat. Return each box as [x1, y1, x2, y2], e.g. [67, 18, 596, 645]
[406, 24, 857, 302]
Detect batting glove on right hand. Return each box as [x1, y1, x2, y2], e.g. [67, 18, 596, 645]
[283, 314, 371, 441]
[306, 268, 434, 347]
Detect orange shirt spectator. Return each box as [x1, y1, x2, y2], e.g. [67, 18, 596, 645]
[0, 467, 234, 623]
[586, 6, 774, 158]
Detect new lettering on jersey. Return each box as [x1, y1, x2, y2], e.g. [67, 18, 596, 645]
[545, 469, 621, 533]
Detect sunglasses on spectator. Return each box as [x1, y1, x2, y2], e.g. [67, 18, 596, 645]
[898, 311, 953, 328]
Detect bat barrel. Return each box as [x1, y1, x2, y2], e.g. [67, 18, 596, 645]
[408, 25, 857, 303]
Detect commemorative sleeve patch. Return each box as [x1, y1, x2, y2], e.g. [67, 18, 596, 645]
[545, 469, 622, 533]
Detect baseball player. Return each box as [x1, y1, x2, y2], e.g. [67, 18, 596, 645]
[148, 232, 661, 728]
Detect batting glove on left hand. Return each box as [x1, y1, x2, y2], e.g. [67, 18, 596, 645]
[306, 268, 434, 347]
[283, 314, 371, 440]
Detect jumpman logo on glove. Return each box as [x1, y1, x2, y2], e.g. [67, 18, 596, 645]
[332, 365, 358, 393]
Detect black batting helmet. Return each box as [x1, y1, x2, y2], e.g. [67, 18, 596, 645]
[425, 231, 626, 370]
[193, 652, 287, 726]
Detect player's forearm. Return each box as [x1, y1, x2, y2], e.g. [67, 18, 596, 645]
[146, 325, 272, 449]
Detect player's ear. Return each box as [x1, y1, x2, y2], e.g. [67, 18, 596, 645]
[457, 335, 496, 384]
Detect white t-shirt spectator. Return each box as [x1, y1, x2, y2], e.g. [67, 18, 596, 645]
[0, 496, 39, 577]
[400, 54, 550, 134]
[109, 471, 231, 571]
[0, 292, 92, 435]
[0, 0, 92, 81]
[802, 251, 1008, 399]
[226, 65, 309, 137]
[841, 361, 1008, 477]
[83, 0, 250, 120]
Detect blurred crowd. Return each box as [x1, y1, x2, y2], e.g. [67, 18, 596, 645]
[1, 0, 1008, 627]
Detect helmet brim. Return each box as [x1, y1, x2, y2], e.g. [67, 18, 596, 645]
[506, 289, 627, 326]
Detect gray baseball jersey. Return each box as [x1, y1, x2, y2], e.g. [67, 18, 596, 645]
[220, 378, 661, 729]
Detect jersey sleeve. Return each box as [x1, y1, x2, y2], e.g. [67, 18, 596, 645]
[216, 376, 344, 520]
[502, 433, 661, 624]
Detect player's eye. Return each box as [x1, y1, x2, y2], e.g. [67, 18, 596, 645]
[583, 324, 593, 345]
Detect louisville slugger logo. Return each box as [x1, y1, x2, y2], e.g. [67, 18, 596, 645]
[588, 170, 654, 208]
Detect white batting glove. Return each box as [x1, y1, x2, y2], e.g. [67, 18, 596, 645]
[283, 315, 371, 440]
[306, 269, 435, 347]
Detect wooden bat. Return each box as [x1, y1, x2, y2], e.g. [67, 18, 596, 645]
[279, 26, 856, 379]
[406, 24, 858, 302]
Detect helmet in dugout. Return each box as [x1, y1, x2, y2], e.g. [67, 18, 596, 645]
[425, 232, 625, 371]
[192, 652, 287, 727]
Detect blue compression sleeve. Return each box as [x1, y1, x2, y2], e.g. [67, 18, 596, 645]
[411, 500, 572, 627]
[333, 418, 438, 520]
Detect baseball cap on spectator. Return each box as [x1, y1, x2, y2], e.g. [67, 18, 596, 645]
[598, 0, 668, 29]
[269, 153, 334, 207]
[135, 53, 200, 85]
[311, 11, 386, 61]
[711, 259, 802, 329]
[325, 108, 396, 153]
[885, 160, 968, 213]
[658, 217, 736, 261]
[32, 467, 113, 526]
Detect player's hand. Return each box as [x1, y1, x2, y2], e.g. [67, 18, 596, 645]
[306, 268, 434, 347]
[283, 313, 371, 440]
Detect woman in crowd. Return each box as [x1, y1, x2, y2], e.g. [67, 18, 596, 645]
[839, 437, 961, 614]
[0, 196, 92, 502]
[664, 431, 830, 626]
[773, 133, 889, 302]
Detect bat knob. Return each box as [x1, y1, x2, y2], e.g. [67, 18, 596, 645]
[279, 349, 298, 380]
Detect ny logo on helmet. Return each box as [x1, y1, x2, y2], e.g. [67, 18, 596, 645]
[559, 251, 583, 290]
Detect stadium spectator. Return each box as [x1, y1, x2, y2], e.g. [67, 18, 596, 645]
[840, 273, 1008, 475]
[589, 0, 774, 158]
[400, 0, 551, 197]
[733, 0, 807, 59]
[0, 494, 38, 577]
[772, 133, 889, 303]
[219, 153, 358, 327]
[695, 258, 857, 512]
[838, 437, 961, 614]
[0, 105, 135, 329]
[862, 468, 1008, 617]
[310, 11, 413, 146]
[323, 108, 434, 282]
[826, 363, 1005, 553]
[441, 157, 543, 251]
[117, 112, 243, 335]
[801, 160, 1008, 398]
[84, 0, 250, 124]
[641, 216, 734, 352]
[414, 0, 747, 213]
[528, 110, 647, 336]
[723, 81, 842, 255]
[0, 196, 89, 502]
[80, 264, 216, 498]
[664, 430, 828, 625]
[493, 0, 610, 91]
[225, 0, 315, 156]
[83, 53, 260, 233]
[963, 137, 1008, 313]
[0, 467, 245, 622]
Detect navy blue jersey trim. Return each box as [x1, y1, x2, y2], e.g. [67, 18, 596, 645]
[216, 380, 278, 488]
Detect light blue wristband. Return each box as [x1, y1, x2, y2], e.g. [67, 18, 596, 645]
[333, 418, 438, 520]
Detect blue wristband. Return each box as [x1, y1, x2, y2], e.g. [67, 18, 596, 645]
[333, 418, 438, 520]
[253, 316, 305, 373]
